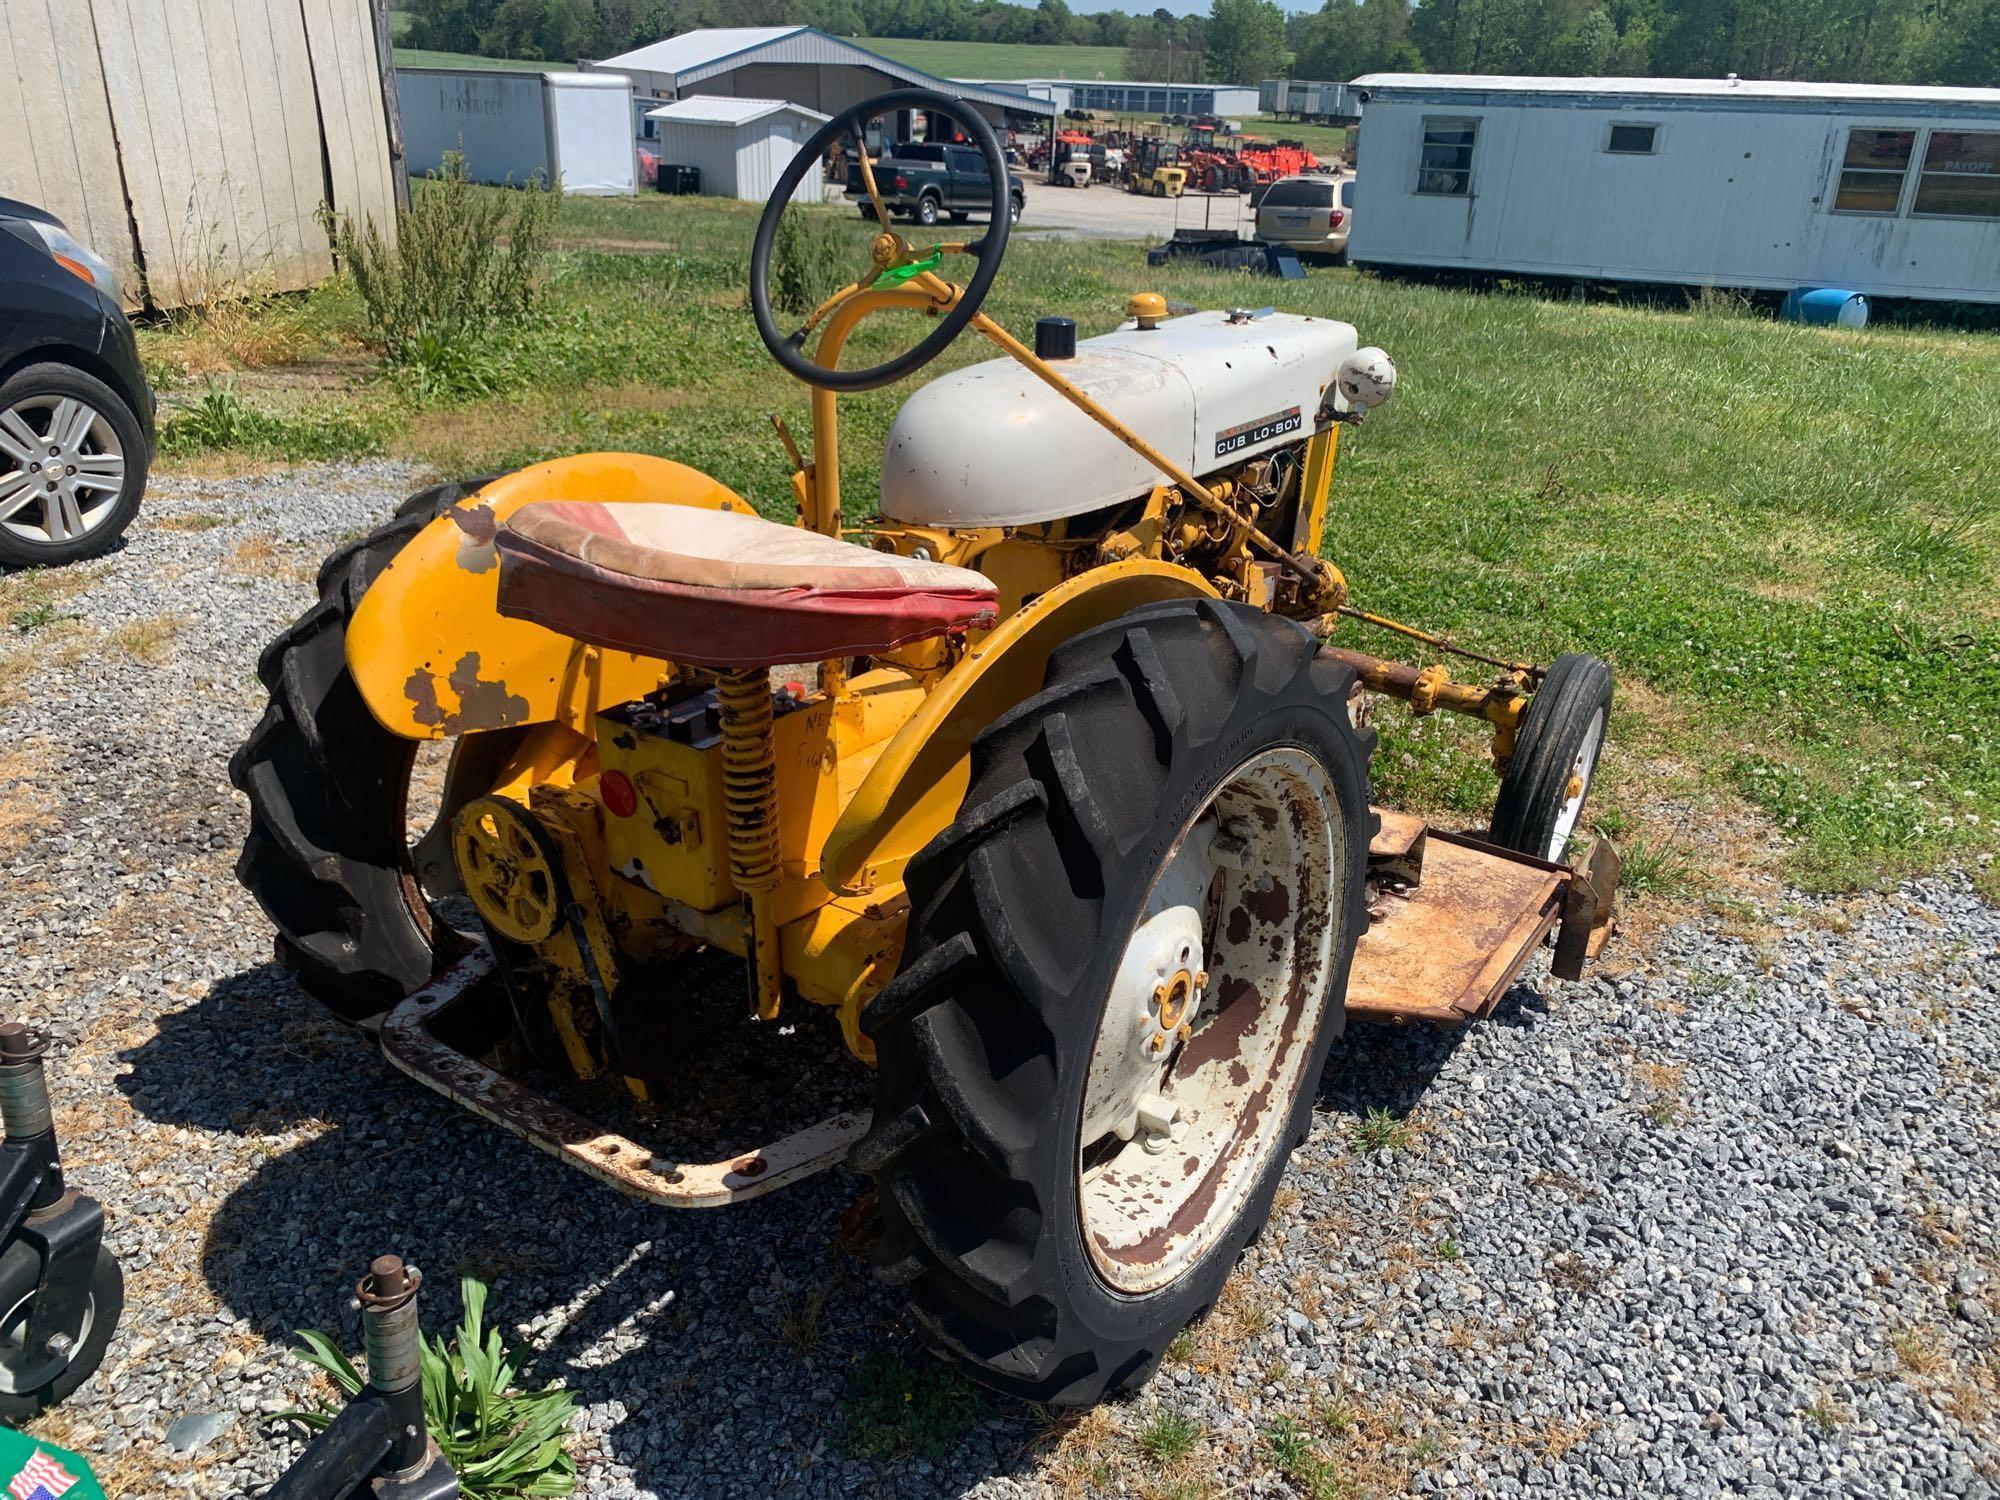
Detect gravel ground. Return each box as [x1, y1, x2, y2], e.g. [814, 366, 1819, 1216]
[1, 464, 1996, 1498]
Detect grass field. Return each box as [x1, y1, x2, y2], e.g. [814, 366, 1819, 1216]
[138, 189, 2000, 902]
[393, 46, 565, 70]
[859, 35, 1130, 80]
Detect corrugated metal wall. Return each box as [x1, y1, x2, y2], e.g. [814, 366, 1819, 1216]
[0, 0, 402, 310]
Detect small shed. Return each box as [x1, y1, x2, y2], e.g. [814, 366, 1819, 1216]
[645, 97, 830, 203]
[1348, 74, 2000, 304]
[397, 69, 637, 194]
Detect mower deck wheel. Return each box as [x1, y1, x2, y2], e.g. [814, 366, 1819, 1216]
[1489, 652, 1614, 862]
[853, 598, 1375, 1407]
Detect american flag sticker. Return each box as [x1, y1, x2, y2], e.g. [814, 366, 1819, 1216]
[7, 1450, 78, 1500]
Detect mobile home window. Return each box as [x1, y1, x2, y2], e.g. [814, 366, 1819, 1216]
[1606, 122, 1657, 155]
[1912, 130, 2000, 218]
[1833, 128, 1915, 213]
[1416, 117, 1477, 196]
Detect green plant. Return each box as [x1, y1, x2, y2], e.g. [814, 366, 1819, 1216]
[1435, 1236, 1463, 1260]
[836, 1350, 984, 1461]
[1135, 1407, 1201, 1463]
[159, 379, 389, 461]
[284, 1273, 577, 1499]
[325, 151, 556, 363]
[769, 203, 850, 316]
[1352, 1107, 1414, 1153]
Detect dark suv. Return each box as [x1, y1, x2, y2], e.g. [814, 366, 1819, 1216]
[0, 197, 153, 568]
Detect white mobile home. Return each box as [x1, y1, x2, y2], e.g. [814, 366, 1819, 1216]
[398, 69, 637, 195]
[1349, 75, 2000, 303]
[645, 97, 829, 203]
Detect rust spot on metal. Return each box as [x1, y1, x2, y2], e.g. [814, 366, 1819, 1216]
[447, 651, 531, 733]
[405, 666, 447, 729]
[1241, 875, 1291, 927]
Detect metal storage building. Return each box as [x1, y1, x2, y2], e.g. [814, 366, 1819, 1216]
[587, 26, 1053, 136]
[398, 69, 637, 194]
[1348, 74, 2000, 304]
[644, 97, 830, 203]
[1260, 80, 1362, 120]
[1050, 81, 1261, 118]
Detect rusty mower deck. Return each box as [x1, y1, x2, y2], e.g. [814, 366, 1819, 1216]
[378, 808, 1615, 1209]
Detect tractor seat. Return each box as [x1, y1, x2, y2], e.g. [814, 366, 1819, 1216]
[494, 501, 998, 670]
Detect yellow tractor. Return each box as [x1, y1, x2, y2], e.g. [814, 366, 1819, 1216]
[232, 89, 1617, 1407]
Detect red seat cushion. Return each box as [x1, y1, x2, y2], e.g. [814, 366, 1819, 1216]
[495, 501, 998, 669]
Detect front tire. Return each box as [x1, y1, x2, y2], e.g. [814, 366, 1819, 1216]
[853, 600, 1375, 1406]
[1489, 652, 1613, 861]
[229, 475, 500, 1019]
[0, 363, 149, 568]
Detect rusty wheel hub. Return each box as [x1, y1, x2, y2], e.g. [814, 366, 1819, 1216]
[1076, 748, 1342, 1296]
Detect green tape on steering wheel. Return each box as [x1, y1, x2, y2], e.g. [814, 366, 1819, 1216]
[873, 248, 943, 287]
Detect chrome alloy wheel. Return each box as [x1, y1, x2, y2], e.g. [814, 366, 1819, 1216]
[0, 396, 127, 546]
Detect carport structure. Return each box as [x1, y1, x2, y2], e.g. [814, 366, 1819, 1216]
[586, 25, 1054, 140]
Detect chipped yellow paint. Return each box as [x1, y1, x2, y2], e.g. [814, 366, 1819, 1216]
[346, 454, 751, 740]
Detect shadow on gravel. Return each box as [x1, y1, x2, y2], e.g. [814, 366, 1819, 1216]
[1318, 976, 1549, 1120]
[116, 961, 1040, 1498]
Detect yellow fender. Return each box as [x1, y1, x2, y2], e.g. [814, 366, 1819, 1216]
[346, 454, 755, 739]
[821, 559, 1217, 895]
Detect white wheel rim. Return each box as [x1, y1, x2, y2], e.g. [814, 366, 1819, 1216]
[1546, 708, 1605, 860]
[0, 395, 126, 545]
[1077, 747, 1341, 1296]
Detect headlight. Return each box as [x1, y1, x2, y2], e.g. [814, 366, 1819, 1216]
[24, 220, 122, 308]
[1336, 347, 1397, 412]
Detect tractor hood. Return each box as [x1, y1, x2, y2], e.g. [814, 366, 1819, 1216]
[880, 310, 1358, 529]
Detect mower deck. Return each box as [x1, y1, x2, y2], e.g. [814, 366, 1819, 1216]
[379, 809, 1614, 1210]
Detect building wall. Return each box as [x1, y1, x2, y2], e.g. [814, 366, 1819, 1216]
[0, 0, 399, 310]
[1351, 94, 2000, 302]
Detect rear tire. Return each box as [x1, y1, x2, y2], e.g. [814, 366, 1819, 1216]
[853, 600, 1374, 1406]
[0, 362, 149, 568]
[916, 194, 941, 227]
[228, 475, 501, 1020]
[1489, 653, 1613, 862]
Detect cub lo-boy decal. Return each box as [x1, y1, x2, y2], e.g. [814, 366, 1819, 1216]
[1215, 405, 1303, 457]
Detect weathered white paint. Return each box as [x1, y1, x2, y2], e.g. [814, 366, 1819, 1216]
[0, 0, 397, 309]
[646, 97, 828, 203]
[1350, 75, 2000, 304]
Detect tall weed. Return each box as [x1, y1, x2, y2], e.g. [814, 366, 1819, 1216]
[770, 204, 851, 316]
[324, 152, 556, 363]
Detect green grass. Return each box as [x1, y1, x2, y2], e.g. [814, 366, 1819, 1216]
[393, 46, 562, 71]
[1135, 1407, 1203, 1463]
[141, 186, 2000, 896]
[859, 35, 1131, 81]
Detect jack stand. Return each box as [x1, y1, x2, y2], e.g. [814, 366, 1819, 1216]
[269, 1255, 457, 1500]
[0, 1020, 121, 1422]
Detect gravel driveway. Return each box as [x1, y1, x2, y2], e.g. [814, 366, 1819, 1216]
[2, 464, 1995, 1498]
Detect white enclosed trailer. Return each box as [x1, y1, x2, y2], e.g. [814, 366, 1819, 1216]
[397, 68, 637, 195]
[645, 97, 830, 203]
[1349, 75, 2000, 304]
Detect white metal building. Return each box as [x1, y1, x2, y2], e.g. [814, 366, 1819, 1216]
[1035, 80, 1261, 118]
[644, 96, 829, 203]
[398, 69, 637, 194]
[588, 26, 1053, 137]
[1348, 75, 2000, 303]
[1260, 80, 1363, 120]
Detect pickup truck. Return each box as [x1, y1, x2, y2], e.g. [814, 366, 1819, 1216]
[846, 142, 1025, 229]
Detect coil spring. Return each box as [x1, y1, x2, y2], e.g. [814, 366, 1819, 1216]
[716, 668, 780, 893]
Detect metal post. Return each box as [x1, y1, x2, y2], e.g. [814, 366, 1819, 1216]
[359, 1256, 429, 1475]
[0, 1024, 61, 1209]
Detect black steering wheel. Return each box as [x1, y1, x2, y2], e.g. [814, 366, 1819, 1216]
[749, 88, 1013, 393]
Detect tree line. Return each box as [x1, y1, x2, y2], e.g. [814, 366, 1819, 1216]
[402, 0, 1999, 90]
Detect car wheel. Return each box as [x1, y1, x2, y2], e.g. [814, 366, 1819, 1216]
[0, 362, 148, 568]
[916, 195, 940, 226]
[1009, 195, 1023, 224]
